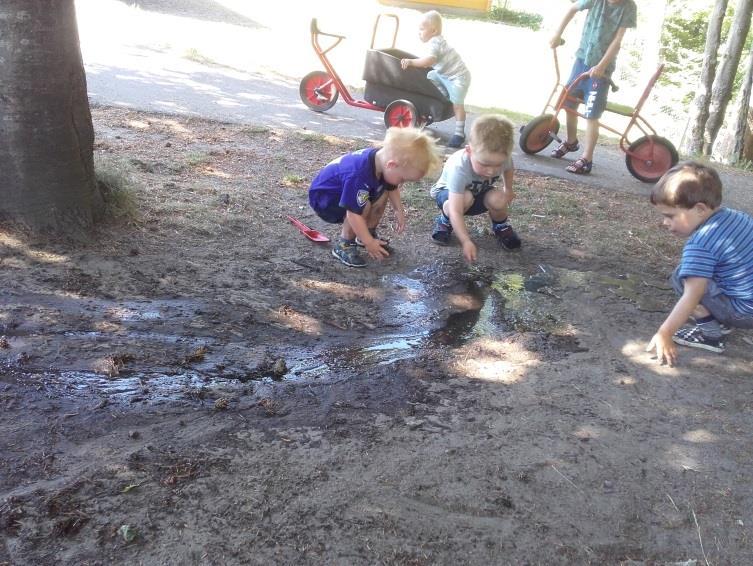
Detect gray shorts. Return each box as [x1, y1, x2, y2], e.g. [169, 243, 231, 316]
[671, 267, 753, 329]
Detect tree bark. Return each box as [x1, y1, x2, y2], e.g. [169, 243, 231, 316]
[0, 0, 103, 233]
[683, 0, 728, 156]
[703, 0, 753, 156]
[730, 47, 753, 162]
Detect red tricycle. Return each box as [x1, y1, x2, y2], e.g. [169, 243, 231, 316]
[519, 45, 678, 183]
[299, 14, 454, 128]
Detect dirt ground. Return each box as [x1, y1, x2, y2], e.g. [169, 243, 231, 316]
[1, 105, 753, 565]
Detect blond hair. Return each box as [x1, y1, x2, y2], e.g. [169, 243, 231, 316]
[381, 127, 443, 177]
[469, 115, 514, 155]
[650, 161, 722, 209]
[422, 10, 443, 34]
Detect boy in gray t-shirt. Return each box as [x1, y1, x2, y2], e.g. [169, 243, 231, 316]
[400, 10, 471, 148]
[430, 115, 520, 263]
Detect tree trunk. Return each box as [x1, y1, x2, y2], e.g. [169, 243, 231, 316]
[683, 0, 728, 156]
[703, 0, 753, 156]
[743, 103, 753, 161]
[0, 0, 103, 233]
[729, 48, 753, 162]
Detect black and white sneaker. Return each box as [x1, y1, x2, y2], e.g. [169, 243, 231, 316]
[672, 326, 725, 354]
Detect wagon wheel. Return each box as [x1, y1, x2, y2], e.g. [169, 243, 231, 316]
[299, 71, 339, 112]
[625, 135, 678, 183]
[384, 100, 418, 128]
[519, 114, 559, 155]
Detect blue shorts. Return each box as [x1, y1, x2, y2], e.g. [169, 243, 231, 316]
[671, 267, 753, 329]
[564, 58, 610, 120]
[435, 188, 489, 217]
[427, 70, 470, 105]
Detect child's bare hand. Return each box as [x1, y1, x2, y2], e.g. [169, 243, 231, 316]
[461, 241, 477, 263]
[400, 59, 411, 70]
[365, 239, 390, 260]
[394, 209, 406, 234]
[646, 332, 677, 367]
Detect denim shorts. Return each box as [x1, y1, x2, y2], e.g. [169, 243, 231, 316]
[563, 58, 610, 120]
[671, 267, 753, 329]
[435, 188, 489, 217]
[427, 70, 470, 105]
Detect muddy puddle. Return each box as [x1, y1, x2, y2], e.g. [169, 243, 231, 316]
[0, 265, 668, 403]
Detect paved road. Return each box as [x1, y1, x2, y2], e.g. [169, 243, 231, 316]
[78, 0, 752, 212]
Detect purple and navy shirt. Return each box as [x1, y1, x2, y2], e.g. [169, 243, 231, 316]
[309, 148, 396, 215]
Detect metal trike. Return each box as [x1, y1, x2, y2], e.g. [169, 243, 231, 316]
[299, 14, 454, 128]
[519, 45, 678, 183]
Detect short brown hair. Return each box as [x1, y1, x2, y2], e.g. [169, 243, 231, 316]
[650, 161, 722, 209]
[382, 127, 443, 177]
[469, 115, 514, 155]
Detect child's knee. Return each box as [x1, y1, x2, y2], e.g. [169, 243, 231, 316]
[484, 190, 511, 212]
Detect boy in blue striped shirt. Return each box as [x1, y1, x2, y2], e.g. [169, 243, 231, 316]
[647, 162, 753, 365]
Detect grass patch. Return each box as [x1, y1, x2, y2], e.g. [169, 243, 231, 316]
[95, 156, 139, 221]
[183, 48, 218, 66]
[448, 2, 542, 31]
[184, 152, 212, 168]
[242, 125, 270, 136]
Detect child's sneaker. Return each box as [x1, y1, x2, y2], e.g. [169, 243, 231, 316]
[331, 239, 366, 268]
[447, 134, 466, 148]
[720, 323, 733, 335]
[431, 214, 453, 245]
[672, 326, 725, 353]
[494, 223, 522, 250]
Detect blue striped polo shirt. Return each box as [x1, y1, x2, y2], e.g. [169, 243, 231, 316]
[678, 207, 753, 314]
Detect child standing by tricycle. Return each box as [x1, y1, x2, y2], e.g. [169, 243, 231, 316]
[549, 0, 637, 175]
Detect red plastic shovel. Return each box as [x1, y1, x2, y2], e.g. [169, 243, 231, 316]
[287, 215, 330, 243]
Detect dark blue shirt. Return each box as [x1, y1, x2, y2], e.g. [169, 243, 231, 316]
[309, 148, 395, 215]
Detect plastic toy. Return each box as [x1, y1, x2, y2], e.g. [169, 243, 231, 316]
[299, 14, 454, 128]
[519, 44, 678, 183]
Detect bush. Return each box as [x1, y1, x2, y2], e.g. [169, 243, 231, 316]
[486, 6, 542, 30]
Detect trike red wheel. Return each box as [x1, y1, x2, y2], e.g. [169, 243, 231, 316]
[519, 114, 560, 155]
[299, 71, 339, 112]
[384, 100, 417, 128]
[625, 135, 678, 183]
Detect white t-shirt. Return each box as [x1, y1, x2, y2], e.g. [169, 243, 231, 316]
[430, 149, 513, 198]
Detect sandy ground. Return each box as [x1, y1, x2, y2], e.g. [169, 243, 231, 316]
[1, 106, 753, 565]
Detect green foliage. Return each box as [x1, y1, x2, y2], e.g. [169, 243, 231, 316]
[486, 5, 542, 31]
[453, 1, 542, 31]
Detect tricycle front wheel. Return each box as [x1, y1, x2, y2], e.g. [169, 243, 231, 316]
[384, 100, 418, 128]
[519, 114, 560, 155]
[625, 135, 678, 183]
[299, 71, 339, 112]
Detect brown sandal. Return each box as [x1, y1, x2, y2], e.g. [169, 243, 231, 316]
[550, 140, 579, 158]
[566, 157, 593, 174]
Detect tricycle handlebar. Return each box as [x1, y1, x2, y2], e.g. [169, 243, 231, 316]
[310, 18, 345, 40]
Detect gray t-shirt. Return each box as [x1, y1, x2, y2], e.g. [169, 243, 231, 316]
[427, 35, 469, 80]
[430, 149, 513, 198]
